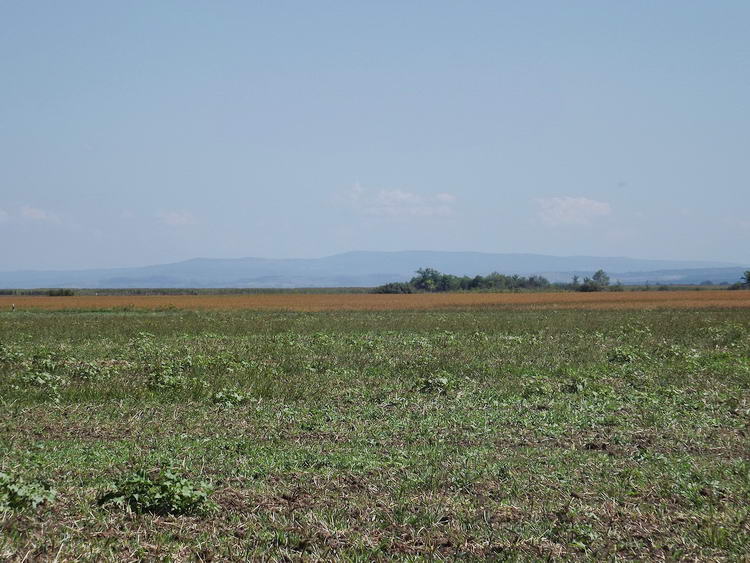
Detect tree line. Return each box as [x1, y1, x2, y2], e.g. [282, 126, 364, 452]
[374, 268, 750, 294]
[373, 268, 552, 293]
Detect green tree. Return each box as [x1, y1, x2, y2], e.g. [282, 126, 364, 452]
[742, 270, 750, 288]
[398, 268, 551, 293]
[592, 269, 610, 287]
[412, 268, 442, 291]
[578, 269, 610, 292]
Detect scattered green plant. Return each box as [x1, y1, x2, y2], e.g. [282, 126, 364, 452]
[608, 345, 641, 364]
[68, 361, 109, 380]
[0, 471, 56, 512]
[1, 307, 749, 559]
[211, 387, 254, 407]
[97, 468, 214, 516]
[415, 371, 454, 394]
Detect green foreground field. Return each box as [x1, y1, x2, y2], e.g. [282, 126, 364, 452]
[1, 308, 749, 560]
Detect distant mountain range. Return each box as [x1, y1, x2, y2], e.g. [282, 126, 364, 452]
[0, 251, 746, 288]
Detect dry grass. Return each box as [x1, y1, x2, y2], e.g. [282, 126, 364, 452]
[1, 290, 749, 311]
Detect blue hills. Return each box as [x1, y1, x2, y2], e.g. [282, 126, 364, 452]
[0, 251, 745, 288]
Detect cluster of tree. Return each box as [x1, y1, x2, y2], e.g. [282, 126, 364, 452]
[569, 269, 621, 292]
[47, 288, 75, 296]
[373, 268, 551, 293]
[0, 287, 374, 296]
[729, 270, 750, 290]
[0, 288, 76, 296]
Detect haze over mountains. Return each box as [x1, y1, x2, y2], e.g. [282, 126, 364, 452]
[0, 251, 746, 289]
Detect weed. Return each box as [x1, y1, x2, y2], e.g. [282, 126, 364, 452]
[97, 468, 215, 515]
[608, 345, 641, 364]
[67, 361, 109, 380]
[211, 387, 254, 407]
[19, 370, 64, 388]
[1, 307, 749, 559]
[415, 371, 454, 394]
[0, 343, 24, 364]
[0, 472, 56, 511]
[144, 359, 190, 389]
[19, 370, 65, 402]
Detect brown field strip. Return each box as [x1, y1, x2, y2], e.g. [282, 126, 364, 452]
[1, 290, 750, 312]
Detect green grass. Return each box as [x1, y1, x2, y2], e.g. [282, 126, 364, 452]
[1, 308, 749, 560]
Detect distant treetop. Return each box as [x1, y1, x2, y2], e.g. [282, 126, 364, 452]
[373, 268, 551, 293]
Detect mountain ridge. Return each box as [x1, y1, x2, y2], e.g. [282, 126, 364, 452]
[0, 251, 745, 288]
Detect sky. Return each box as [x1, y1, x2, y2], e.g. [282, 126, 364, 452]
[1, 1, 748, 271]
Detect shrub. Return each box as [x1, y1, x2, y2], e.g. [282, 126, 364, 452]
[98, 468, 214, 515]
[0, 472, 56, 511]
[372, 282, 415, 294]
[578, 270, 611, 292]
[577, 279, 602, 292]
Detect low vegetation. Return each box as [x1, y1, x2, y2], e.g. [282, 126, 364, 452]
[98, 468, 215, 516]
[1, 306, 749, 559]
[0, 472, 56, 512]
[572, 269, 619, 292]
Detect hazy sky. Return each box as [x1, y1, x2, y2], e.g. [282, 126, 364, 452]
[1, 1, 748, 270]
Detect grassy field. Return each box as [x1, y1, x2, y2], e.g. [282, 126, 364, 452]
[1, 305, 749, 560]
[2, 288, 750, 311]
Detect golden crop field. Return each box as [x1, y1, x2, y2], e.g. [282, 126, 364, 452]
[2, 289, 750, 311]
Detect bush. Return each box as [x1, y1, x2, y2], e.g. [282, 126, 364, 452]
[578, 279, 603, 292]
[0, 472, 56, 511]
[98, 468, 214, 515]
[577, 269, 611, 292]
[372, 282, 415, 294]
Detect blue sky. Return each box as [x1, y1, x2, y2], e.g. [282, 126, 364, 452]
[1, 1, 748, 270]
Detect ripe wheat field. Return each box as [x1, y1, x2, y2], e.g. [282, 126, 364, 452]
[2, 289, 750, 311]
